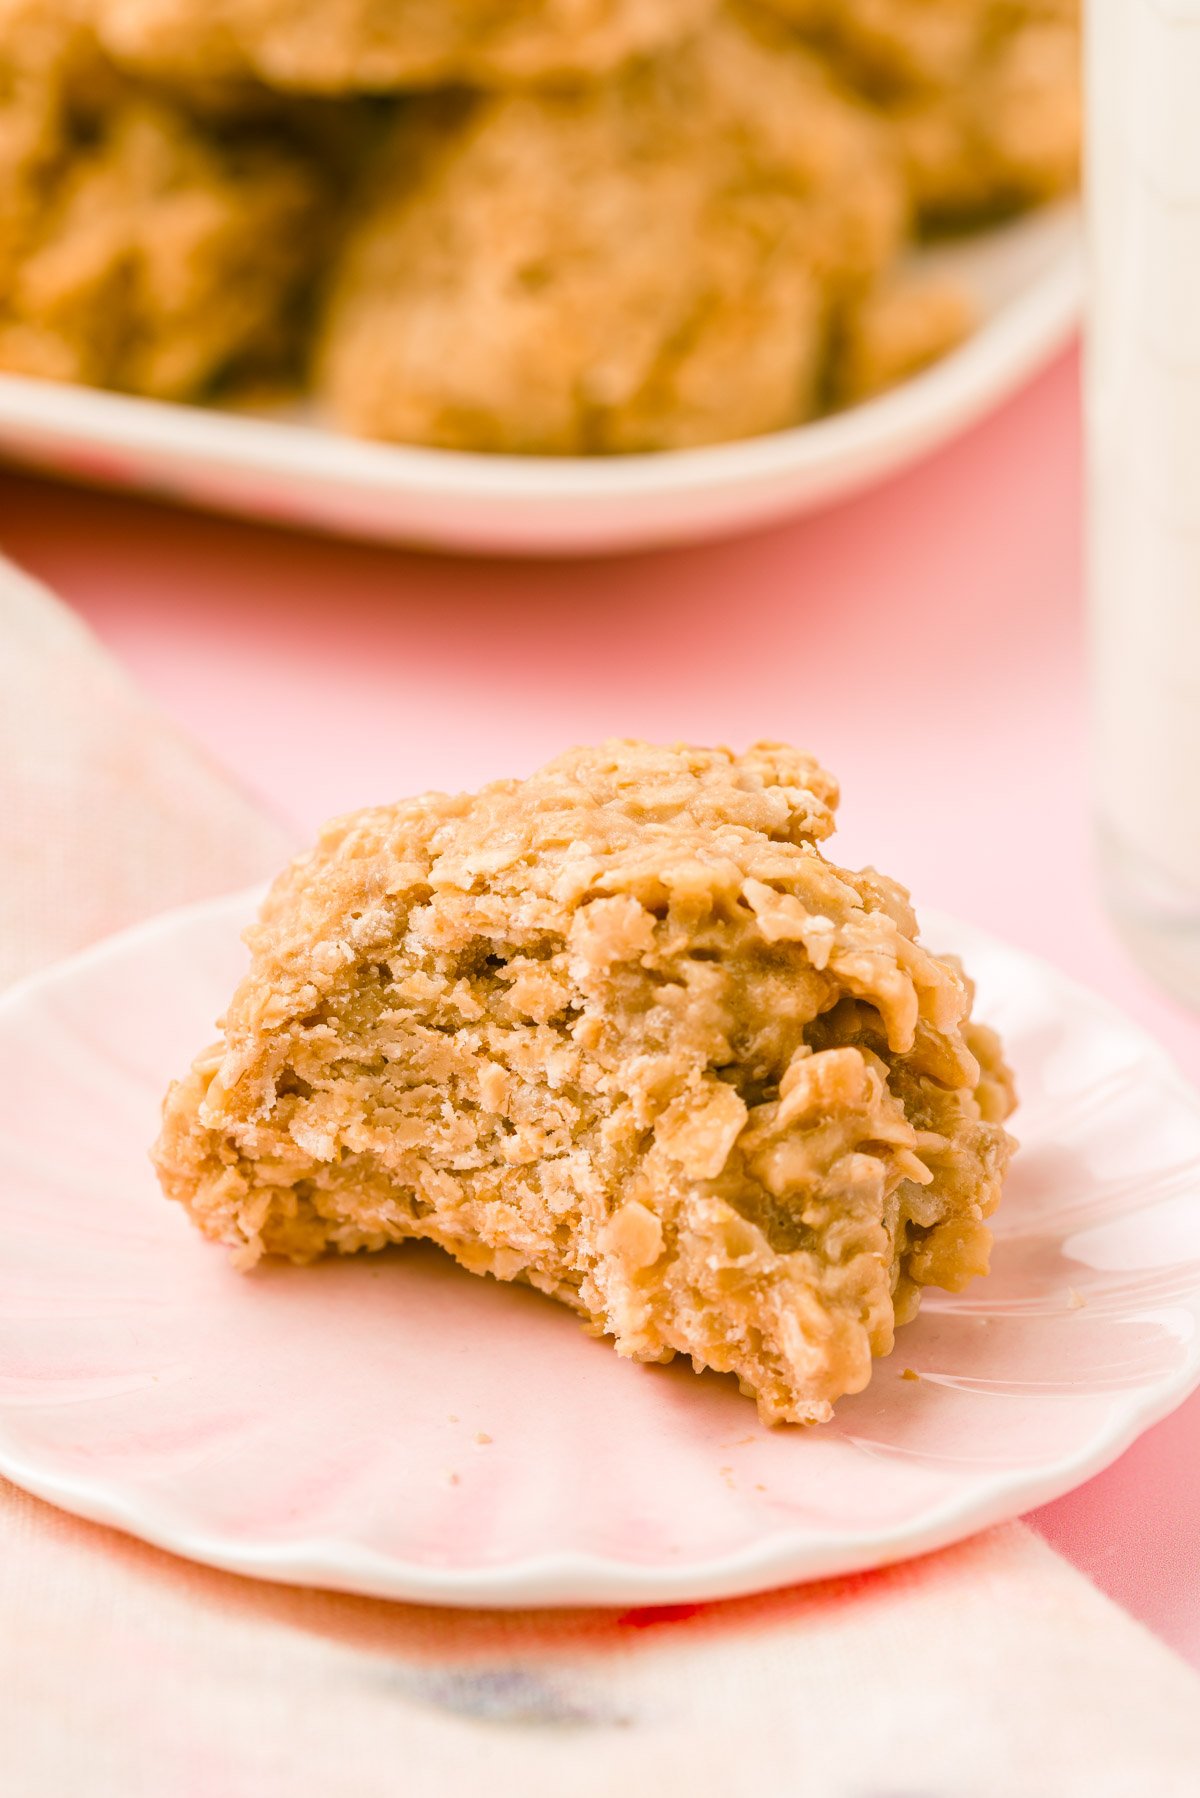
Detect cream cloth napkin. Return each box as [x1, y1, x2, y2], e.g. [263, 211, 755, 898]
[3, 550, 1200, 1797]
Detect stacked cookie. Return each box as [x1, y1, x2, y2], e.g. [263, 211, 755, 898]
[0, 0, 1080, 451]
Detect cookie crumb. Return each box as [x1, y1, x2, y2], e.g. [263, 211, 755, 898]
[901, 1367, 921, 1382]
[1067, 1288, 1087, 1311]
[475, 1431, 493, 1445]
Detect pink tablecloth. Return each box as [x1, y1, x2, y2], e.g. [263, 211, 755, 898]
[4, 346, 1199, 1670]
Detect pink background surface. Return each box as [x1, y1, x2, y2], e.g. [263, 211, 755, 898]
[4, 345, 1200, 1663]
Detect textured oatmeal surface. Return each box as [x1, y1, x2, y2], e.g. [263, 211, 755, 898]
[758, 0, 1081, 223]
[156, 741, 1016, 1424]
[317, 8, 907, 454]
[92, 0, 716, 91]
[3, 0, 1078, 443]
[0, 0, 326, 399]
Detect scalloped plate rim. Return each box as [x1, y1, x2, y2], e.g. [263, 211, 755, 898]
[1, 884, 1198, 1610]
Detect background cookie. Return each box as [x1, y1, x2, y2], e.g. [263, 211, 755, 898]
[754, 0, 1081, 223]
[0, 1, 331, 400]
[93, 0, 717, 92]
[317, 9, 908, 454]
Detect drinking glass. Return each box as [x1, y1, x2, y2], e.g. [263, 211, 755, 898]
[1089, 0, 1200, 1004]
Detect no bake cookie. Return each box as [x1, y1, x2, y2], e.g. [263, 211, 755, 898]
[155, 741, 1016, 1424]
[317, 9, 907, 453]
[93, 0, 716, 93]
[757, 0, 1081, 223]
[0, 0, 327, 399]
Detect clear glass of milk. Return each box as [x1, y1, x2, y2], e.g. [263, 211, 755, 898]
[1089, 0, 1200, 1005]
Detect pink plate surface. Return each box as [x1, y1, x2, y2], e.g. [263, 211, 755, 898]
[2, 889, 1199, 1608]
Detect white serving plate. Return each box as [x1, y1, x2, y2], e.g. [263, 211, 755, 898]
[2, 883, 1198, 1609]
[0, 204, 1080, 556]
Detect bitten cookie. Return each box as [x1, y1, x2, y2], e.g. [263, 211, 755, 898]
[155, 740, 1016, 1425]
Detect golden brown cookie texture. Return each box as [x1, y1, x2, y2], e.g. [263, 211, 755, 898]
[92, 0, 717, 92]
[833, 274, 975, 404]
[0, 0, 328, 400]
[316, 10, 908, 453]
[155, 741, 1016, 1425]
[754, 0, 1081, 224]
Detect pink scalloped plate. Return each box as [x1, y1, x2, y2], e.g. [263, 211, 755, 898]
[2, 889, 1200, 1608]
